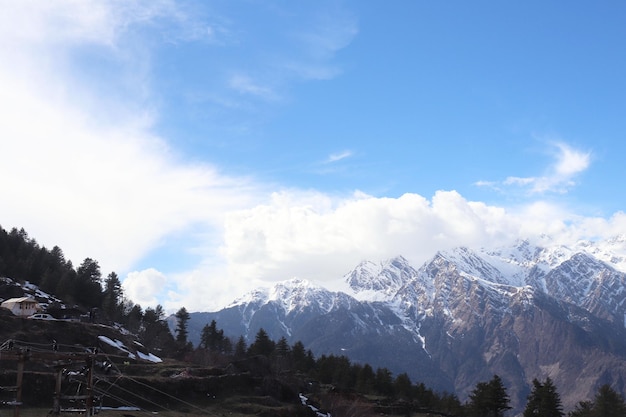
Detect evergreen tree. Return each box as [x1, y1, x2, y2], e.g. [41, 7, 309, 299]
[269, 336, 290, 372]
[140, 305, 176, 357]
[315, 355, 335, 384]
[124, 302, 143, 333]
[0, 226, 76, 297]
[175, 307, 191, 345]
[55, 269, 77, 304]
[331, 356, 355, 389]
[291, 341, 315, 372]
[221, 337, 233, 355]
[374, 367, 394, 396]
[275, 336, 290, 356]
[439, 392, 464, 416]
[568, 385, 626, 417]
[201, 320, 216, 349]
[467, 375, 512, 417]
[200, 319, 228, 352]
[524, 378, 563, 417]
[568, 401, 593, 417]
[234, 336, 247, 359]
[414, 382, 436, 408]
[355, 363, 376, 394]
[143, 305, 161, 324]
[393, 372, 413, 399]
[593, 384, 626, 417]
[248, 328, 275, 356]
[153, 304, 165, 321]
[75, 257, 103, 308]
[102, 272, 123, 321]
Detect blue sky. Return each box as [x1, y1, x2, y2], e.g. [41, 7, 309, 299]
[1, 1, 625, 312]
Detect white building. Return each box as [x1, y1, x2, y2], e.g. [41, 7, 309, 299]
[0, 297, 42, 317]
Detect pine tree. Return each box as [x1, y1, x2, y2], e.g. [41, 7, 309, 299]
[393, 372, 413, 399]
[248, 328, 275, 356]
[524, 378, 563, 417]
[355, 363, 376, 394]
[467, 375, 512, 417]
[200, 319, 225, 351]
[374, 367, 394, 396]
[140, 305, 176, 356]
[291, 341, 315, 372]
[75, 257, 103, 308]
[234, 336, 247, 359]
[102, 272, 123, 321]
[593, 384, 626, 417]
[568, 400, 593, 417]
[175, 307, 191, 345]
[125, 302, 143, 333]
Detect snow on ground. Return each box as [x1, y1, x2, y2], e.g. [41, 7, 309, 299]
[97, 335, 136, 359]
[137, 351, 162, 363]
[98, 335, 162, 363]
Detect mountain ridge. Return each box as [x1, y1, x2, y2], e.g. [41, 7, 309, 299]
[186, 236, 626, 414]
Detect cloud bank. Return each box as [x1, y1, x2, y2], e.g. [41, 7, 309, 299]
[147, 188, 626, 311]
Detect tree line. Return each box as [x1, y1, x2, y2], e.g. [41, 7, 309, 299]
[0, 225, 179, 356]
[174, 311, 626, 417]
[0, 226, 142, 323]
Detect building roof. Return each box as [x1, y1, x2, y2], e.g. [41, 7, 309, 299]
[1, 296, 38, 304]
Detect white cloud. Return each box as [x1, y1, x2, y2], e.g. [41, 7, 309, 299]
[286, 11, 358, 81]
[0, 60, 259, 272]
[326, 150, 353, 163]
[123, 268, 168, 308]
[215, 190, 626, 290]
[229, 74, 279, 100]
[118, 187, 626, 312]
[478, 141, 591, 194]
[554, 142, 591, 177]
[297, 10, 359, 61]
[0, 0, 199, 49]
[0, 0, 262, 279]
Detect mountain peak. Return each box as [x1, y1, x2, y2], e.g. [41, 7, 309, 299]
[432, 247, 514, 286]
[344, 255, 417, 301]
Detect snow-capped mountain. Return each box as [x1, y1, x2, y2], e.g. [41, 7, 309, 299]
[342, 256, 417, 301]
[186, 237, 626, 414]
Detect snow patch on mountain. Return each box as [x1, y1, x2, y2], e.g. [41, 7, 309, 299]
[268, 279, 344, 315]
[575, 235, 626, 272]
[337, 255, 418, 302]
[218, 235, 626, 344]
[230, 278, 356, 318]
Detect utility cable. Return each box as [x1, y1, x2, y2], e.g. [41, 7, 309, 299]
[119, 374, 213, 415]
[90, 385, 156, 417]
[92, 377, 176, 414]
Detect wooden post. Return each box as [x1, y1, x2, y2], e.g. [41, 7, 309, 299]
[53, 367, 63, 415]
[85, 356, 94, 417]
[14, 353, 24, 417]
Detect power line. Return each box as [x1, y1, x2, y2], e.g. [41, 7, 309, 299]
[1, 338, 217, 416]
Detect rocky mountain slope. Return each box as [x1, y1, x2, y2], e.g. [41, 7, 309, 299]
[187, 236, 626, 413]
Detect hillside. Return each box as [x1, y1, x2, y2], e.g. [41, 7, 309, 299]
[0, 311, 463, 417]
[0, 275, 458, 416]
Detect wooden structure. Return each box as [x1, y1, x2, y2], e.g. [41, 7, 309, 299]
[0, 341, 100, 417]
